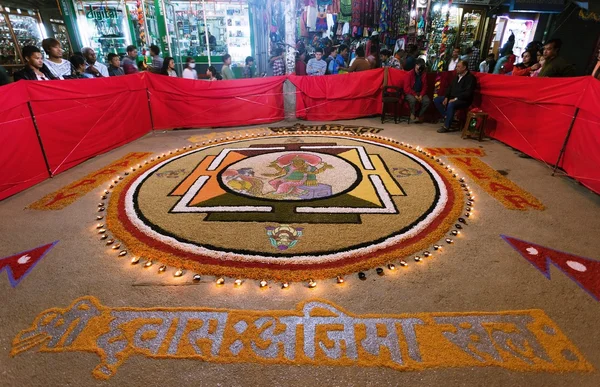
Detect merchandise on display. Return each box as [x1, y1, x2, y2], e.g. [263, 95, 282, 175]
[72, 0, 132, 59]
[0, 7, 46, 65]
[172, 1, 251, 63]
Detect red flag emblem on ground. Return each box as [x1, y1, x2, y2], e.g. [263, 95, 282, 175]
[0, 241, 58, 287]
[501, 235, 600, 301]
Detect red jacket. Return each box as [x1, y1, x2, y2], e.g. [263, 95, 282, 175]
[404, 69, 427, 97]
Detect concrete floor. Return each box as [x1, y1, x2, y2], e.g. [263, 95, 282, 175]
[0, 118, 599, 386]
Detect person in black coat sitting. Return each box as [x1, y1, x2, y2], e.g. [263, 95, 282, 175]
[434, 60, 477, 133]
[13, 45, 56, 82]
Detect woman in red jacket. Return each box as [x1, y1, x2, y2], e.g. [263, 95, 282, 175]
[403, 59, 430, 122]
[512, 49, 537, 76]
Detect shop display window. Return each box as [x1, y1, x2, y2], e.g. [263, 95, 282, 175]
[73, 0, 132, 60]
[0, 7, 46, 65]
[0, 14, 19, 64]
[172, 1, 251, 63]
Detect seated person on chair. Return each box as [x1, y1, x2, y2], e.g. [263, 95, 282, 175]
[433, 60, 476, 133]
[403, 58, 430, 123]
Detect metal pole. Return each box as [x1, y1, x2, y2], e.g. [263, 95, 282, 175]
[160, 0, 173, 56]
[147, 89, 155, 131]
[552, 107, 579, 176]
[202, 0, 211, 66]
[27, 102, 53, 178]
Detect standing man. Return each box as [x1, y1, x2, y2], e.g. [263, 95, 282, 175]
[468, 41, 481, 71]
[121, 45, 139, 74]
[447, 48, 460, 71]
[433, 60, 476, 133]
[403, 44, 418, 71]
[479, 53, 495, 73]
[13, 46, 56, 81]
[404, 58, 430, 123]
[82, 47, 108, 77]
[538, 39, 576, 77]
[149, 44, 163, 73]
[269, 48, 285, 77]
[348, 46, 371, 72]
[380, 49, 401, 69]
[307, 48, 327, 76]
[42, 38, 72, 79]
[336, 44, 349, 72]
[325, 47, 338, 74]
[221, 54, 235, 80]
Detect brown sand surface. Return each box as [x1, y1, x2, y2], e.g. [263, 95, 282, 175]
[0, 118, 599, 386]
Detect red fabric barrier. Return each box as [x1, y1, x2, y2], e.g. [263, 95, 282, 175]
[561, 78, 600, 194]
[289, 69, 383, 121]
[1, 72, 599, 200]
[0, 82, 50, 201]
[145, 73, 285, 129]
[28, 74, 151, 174]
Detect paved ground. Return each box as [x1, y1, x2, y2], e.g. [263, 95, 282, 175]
[1, 118, 599, 386]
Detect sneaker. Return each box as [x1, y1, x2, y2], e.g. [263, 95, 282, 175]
[437, 127, 450, 133]
[410, 114, 416, 121]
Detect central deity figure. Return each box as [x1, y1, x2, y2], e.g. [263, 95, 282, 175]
[264, 153, 333, 196]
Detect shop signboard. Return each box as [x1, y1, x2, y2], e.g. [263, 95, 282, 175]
[510, 0, 565, 13]
[86, 6, 119, 20]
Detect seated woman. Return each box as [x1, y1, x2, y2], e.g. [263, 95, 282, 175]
[512, 50, 537, 76]
[206, 66, 222, 81]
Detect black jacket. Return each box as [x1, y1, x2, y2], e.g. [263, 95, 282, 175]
[13, 64, 57, 82]
[445, 71, 477, 104]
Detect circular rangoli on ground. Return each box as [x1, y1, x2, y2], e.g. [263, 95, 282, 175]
[106, 133, 466, 281]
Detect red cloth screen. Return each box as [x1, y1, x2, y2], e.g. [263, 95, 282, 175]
[146, 73, 286, 129]
[289, 69, 384, 120]
[0, 82, 50, 201]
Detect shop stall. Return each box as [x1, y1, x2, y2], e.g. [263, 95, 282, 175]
[169, 0, 253, 73]
[64, 0, 134, 59]
[490, 14, 538, 59]
[0, 6, 46, 66]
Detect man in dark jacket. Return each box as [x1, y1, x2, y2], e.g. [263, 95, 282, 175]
[403, 58, 430, 122]
[433, 60, 476, 133]
[13, 45, 56, 82]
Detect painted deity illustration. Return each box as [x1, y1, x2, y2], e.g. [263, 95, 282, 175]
[264, 153, 333, 197]
[221, 168, 264, 196]
[223, 153, 335, 200]
[266, 225, 303, 250]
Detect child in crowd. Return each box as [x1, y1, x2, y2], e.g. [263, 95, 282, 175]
[206, 66, 222, 81]
[107, 53, 124, 76]
[243, 56, 255, 78]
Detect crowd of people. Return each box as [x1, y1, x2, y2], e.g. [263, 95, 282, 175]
[1, 34, 597, 136]
[1, 34, 592, 85]
[2, 38, 258, 83]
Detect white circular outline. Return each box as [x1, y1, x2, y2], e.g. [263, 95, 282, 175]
[123, 136, 450, 265]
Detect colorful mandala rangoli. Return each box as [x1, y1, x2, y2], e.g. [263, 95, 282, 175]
[103, 132, 470, 282]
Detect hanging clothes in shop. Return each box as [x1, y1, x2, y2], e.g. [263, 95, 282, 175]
[307, 4, 318, 30]
[327, 0, 341, 14]
[339, 0, 352, 23]
[300, 9, 309, 37]
[351, 0, 363, 27]
[379, 0, 392, 33]
[317, 0, 333, 5]
[316, 12, 328, 31]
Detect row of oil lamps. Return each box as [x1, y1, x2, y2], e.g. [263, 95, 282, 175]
[93, 132, 476, 289]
